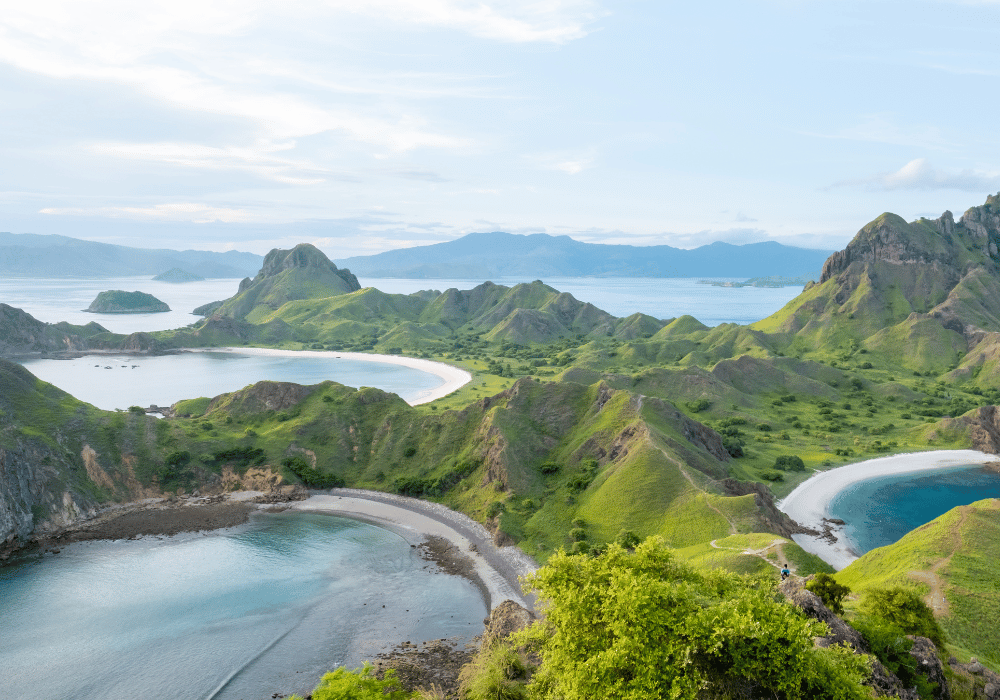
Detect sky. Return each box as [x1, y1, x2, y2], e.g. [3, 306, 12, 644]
[1, 0, 999, 259]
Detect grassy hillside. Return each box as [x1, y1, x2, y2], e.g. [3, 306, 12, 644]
[836, 498, 1000, 670]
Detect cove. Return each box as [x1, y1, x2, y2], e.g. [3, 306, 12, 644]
[17, 350, 448, 411]
[827, 465, 1000, 556]
[0, 511, 486, 700]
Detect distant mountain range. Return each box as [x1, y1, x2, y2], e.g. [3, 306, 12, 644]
[335, 232, 834, 279]
[0, 232, 264, 278]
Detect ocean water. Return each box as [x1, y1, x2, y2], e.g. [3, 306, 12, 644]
[0, 511, 486, 700]
[827, 465, 1000, 555]
[18, 351, 444, 410]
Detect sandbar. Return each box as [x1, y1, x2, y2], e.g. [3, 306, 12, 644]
[189, 347, 472, 405]
[778, 449, 997, 570]
[292, 490, 538, 612]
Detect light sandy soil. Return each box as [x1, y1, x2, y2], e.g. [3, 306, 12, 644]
[778, 449, 996, 570]
[189, 347, 472, 405]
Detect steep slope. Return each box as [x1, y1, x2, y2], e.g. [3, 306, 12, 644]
[0, 304, 108, 355]
[835, 498, 1000, 670]
[214, 243, 361, 321]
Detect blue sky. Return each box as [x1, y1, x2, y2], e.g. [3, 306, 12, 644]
[1, 0, 998, 258]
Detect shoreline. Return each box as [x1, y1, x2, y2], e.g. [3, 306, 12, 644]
[188, 347, 472, 405]
[294, 490, 538, 612]
[778, 449, 997, 570]
[19, 488, 537, 615]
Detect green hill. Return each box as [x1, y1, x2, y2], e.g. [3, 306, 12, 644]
[836, 498, 1000, 669]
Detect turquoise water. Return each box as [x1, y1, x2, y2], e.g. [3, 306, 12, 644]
[0, 512, 486, 700]
[18, 351, 444, 410]
[827, 465, 1000, 555]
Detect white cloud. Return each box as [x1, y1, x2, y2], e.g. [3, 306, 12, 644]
[40, 202, 261, 223]
[88, 140, 333, 184]
[835, 158, 1000, 192]
[527, 150, 595, 174]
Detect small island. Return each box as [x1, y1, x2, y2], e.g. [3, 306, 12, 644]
[153, 268, 205, 283]
[84, 290, 171, 314]
[698, 274, 813, 288]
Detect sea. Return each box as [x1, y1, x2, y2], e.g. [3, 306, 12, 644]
[0, 512, 485, 700]
[827, 465, 1000, 556]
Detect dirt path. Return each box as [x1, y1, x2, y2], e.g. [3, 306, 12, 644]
[906, 505, 972, 617]
[709, 536, 789, 572]
[637, 405, 739, 537]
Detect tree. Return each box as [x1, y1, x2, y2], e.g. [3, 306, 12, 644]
[774, 455, 806, 471]
[858, 587, 946, 649]
[516, 537, 871, 700]
[805, 573, 850, 615]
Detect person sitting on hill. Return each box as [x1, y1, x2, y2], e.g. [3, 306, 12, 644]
[780, 565, 791, 580]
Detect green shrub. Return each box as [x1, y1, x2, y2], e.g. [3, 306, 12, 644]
[282, 456, 345, 488]
[128, 405, 145, 415]
[403, 446, 417, 458]
[760, 470, 783, 482]
[539, 461, 561, 475]
[686, 398, 711, 413]
[774, 455, 805, 472]
[805, 573, 850, 614]
[858, 587, 946, 649]
[485, 501, 505, 519]
[289, 663, 409, 700]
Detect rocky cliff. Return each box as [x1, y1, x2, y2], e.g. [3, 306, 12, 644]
[213, 243, 361, 321]
[0, 303, 107, 355]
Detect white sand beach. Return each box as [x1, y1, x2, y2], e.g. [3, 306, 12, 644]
[291, 491, 538, 611]
[191, 347, 472, 405]
[778, 449, 997, 570]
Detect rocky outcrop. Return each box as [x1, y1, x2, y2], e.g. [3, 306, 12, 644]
[908, 636, 950, 700]
[779, 578, 918, 699]
[952, 405, 1000, 453]
[204, 380, 319, 414]
[85, 290, 170, 313]
[214, 243, 361, 320]
[723, 479, 816, 537]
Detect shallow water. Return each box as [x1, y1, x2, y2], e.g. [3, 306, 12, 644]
[0, 511, 486, 700]
[18, 351, 444, 410]
[827, 465, 1000, 555]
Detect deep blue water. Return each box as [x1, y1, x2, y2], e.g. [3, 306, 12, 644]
[827, 466, 1000, 555]
[0, 512, 486, 700]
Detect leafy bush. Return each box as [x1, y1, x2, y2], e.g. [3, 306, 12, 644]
[205, 446, 265, 468]
[539, 461, 560, 475]
[805, 573, 850, 614]
[403, 446, 417, 458]
[485, 501, 505, 519]
[282, 456, 345, 488]
[290, 663, 409, 700]
[128, 405, 145, 415]
[759, 470, 783, 482]
[858, 587, 946, 649]
[686, 398, 711, 413]
[722, 435, 744, 458]
[616, 529, 641, 549]
[516, 538, 872, 700]
[774, 455, 806, 472]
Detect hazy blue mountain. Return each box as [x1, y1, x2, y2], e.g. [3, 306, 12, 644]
[335, 232, 833, 279]
[0, 232, 263, 278]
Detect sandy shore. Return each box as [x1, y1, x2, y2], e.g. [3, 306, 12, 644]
[190, 347, 472, 405]
[294, 490, 538, 612]
[778, 449, 997, 570]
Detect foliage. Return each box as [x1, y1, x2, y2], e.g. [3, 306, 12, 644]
[516, 537, 872, 700]
[858, 587, 946, 649]
[773, 455, 805, 472]
[458, 641, 527, 700]
[289, 663, 410, 700]
[281, 455, 345, 488]
[853, 616, 938, 699]
[805, 573, 850, 614]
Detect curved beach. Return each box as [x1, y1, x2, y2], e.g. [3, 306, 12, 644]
[293, 490, 538, 611]
[778, 449, 997, 570]
[192, 347, 472, 405]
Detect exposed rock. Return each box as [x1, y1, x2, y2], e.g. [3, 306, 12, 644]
[908, 636, 950, 700]
[481, 600, 533, 648]
[779, 577, 917, 699]
[723, 479, 818, 538]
